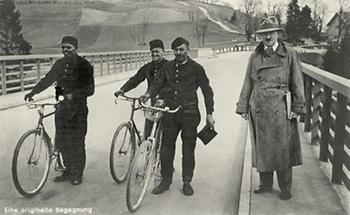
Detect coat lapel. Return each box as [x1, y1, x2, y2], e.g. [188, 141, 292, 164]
[255, 41, 287, 72]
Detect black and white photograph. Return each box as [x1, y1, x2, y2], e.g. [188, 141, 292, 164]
[0, 0, 349, 214]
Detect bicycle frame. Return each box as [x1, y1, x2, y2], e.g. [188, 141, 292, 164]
[27, 101, 63, 167]
[116, 95, 144, 144]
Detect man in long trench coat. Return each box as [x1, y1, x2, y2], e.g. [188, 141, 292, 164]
[236, 17, 306, 200]
[24, 36, 95, 185]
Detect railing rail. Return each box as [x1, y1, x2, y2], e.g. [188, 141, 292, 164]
[213, 45, 350, 190]
[0, 50, 178, 95]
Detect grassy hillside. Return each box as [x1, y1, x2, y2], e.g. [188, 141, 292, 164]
[16, 0, 244, 54]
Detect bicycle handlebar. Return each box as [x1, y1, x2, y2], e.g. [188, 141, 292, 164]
[140, 101, 181, 113]
[26, 96, 64, 109]
[115, 94, 140, 104]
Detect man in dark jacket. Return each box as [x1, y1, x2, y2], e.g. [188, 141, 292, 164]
[24, 36, 95, 185]
[114, 39, 168, 139]
[143, 37, 215, 196]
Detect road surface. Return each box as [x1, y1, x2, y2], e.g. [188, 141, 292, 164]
[0, 52, 251, 215]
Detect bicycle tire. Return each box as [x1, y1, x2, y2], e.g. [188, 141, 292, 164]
[12, 129, 51, 197]
[126, 140, 153, 212]
[110, 122, 136, 183]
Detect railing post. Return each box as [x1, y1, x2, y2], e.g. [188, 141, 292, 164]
[119, 53, 123, 73]
[113, 54, 116, 73]
[331, 93, 347, 184]
[107, 55, 110, 75]
[304, 75, 312, 132]
[100, 55, 103, 76]
[319, 86, 332, 161]
[311, 81, 322, 145]
[125, 53, 128, 71]
[20, 60, 24, 92]
[1, 61, 6, 95]
[36, 59, 41, 83]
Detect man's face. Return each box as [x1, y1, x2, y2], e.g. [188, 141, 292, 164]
[150, 47, 164, 63]
[61, 43, 77, 58]
[260, 31, 279, 47]
[173, 43, 188, 63]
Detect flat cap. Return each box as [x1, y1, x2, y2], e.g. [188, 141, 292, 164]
[61, 36, 78, 48]
[149, 39, 164, 50]
[171, 37, 189, 49]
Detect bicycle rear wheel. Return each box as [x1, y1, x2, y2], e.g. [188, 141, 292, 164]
[110, 122, 136, 183]
[12, 129, 51, 197]
[126, 140, 153, 212]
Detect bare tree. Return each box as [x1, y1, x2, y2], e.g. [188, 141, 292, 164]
[193, 9, 210, 47]
[240, 0, 262, 41]
[336, 0, 350, 44]
[310, 0, 327, 40]
[128, 10, 151, 45]
[266, 0, 285, 24]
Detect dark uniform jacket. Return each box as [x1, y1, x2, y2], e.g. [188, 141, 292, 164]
[120, 59, 168, 93]
[148, 57, 214, 114]
[30, 55, 95, 103]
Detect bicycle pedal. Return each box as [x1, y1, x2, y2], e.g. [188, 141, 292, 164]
[54, 166, 65, 172]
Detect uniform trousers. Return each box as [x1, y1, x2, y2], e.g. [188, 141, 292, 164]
[160, 110, 200, 184]
[55, 103, 88, 178]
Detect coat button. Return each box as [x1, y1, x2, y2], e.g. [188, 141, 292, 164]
[176, 70, 179, 73]
[176, 80, 179, 83]
[174, 91, 178, 94]
[175, 74, 179, 77]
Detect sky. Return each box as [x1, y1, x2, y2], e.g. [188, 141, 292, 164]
[222, 0, 342, 24]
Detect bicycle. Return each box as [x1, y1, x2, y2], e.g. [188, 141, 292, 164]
[109, 94, 144, 184]
[126, 99, 180, 212]
[12, 98, 65, 197]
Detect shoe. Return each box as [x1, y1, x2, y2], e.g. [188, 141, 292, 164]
[183, 182, 194, 196]
[70, 177, 82, 185]
[152, 181, 170, 195]
[279, 191, 292, 200]
[54, 172, 71, 182]
[253, 185, 272, 194]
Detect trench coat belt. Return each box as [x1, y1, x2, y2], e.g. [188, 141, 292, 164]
[253, 83, 289, 90]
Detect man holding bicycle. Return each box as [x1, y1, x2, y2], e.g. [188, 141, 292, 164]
[143, 37, 215, 196]
[114, 39, 168, 139]
[24, 36, 95, 185]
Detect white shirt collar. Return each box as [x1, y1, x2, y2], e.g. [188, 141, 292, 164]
[264, 42, 279, 52]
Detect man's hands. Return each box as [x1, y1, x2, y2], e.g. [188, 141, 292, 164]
[114, 90, 124, 98]
[24, 92, 34, 102]
[240, 113, 248, 120]
[65, 93, 73, 101]
[140, 93, 151, 103]
[206, 114, 215, 128]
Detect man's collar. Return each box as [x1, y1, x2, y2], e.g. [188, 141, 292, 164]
[264, 42, 279, 51]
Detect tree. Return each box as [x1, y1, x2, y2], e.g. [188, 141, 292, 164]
[230, 10, 238, 24]
[240, 0, 262, 42]
[128, 10, 151, 46]
[266, 0, 285, 24]
[285, 0, 302, 44]
[299, 5, 314, 38]
[0, 0, 31, 55]
[193, 9, 210, 47]
[338, 32, 350, 79]
[335, 0, 350, 44]
[310, 0, 327, 41]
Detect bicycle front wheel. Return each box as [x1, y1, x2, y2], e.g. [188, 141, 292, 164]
[12, 129, 51, 197]
[126, 140, 153, 212]
[110, 122, 136, 183]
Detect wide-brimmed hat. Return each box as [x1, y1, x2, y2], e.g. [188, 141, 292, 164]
[255, 16, 284, 34]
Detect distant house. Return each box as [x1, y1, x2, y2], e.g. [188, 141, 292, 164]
[326, 11, 350, 42]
